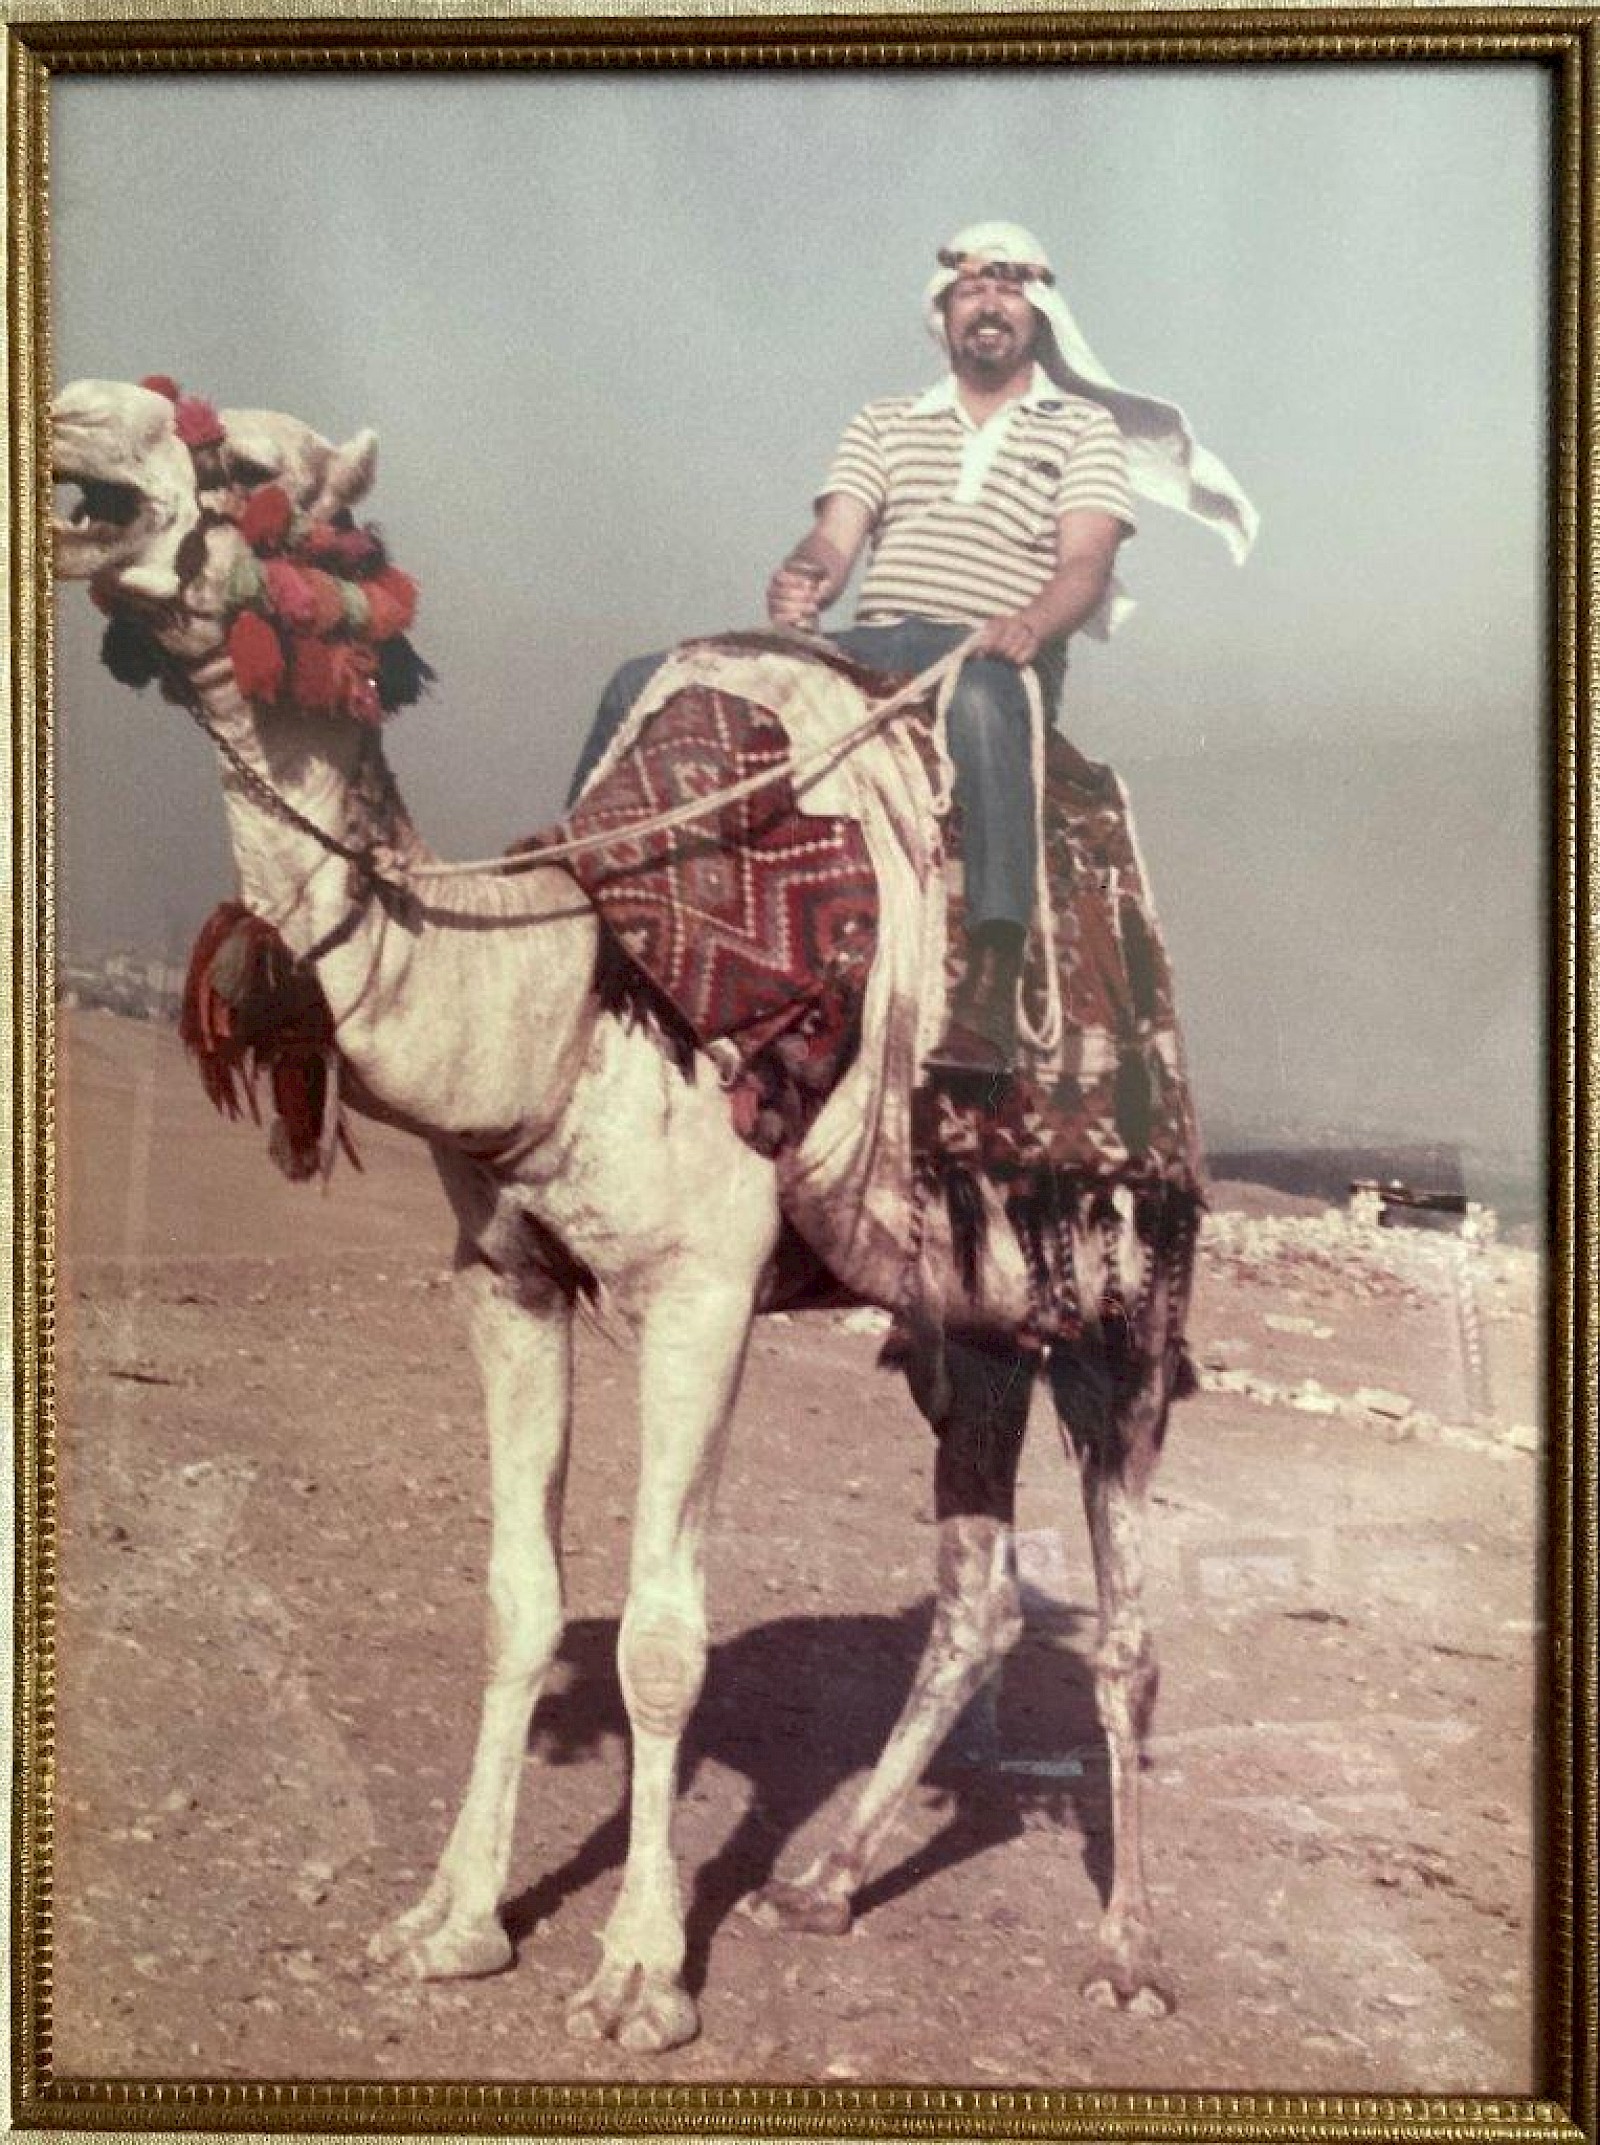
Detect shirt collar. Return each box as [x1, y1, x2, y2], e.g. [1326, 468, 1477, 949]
[910, 362, 1059, 419]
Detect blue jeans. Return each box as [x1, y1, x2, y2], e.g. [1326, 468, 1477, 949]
[569, 621, 1063, 929]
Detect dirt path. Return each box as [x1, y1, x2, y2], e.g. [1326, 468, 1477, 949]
[48, 1013, 1540, 2091]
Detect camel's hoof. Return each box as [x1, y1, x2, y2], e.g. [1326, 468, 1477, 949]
[565, 1962, 700, 2052]
[737, 1881, 852, 1936]
[1081, 1965, 1175, 2018]
[369, 1912, 512, 1981]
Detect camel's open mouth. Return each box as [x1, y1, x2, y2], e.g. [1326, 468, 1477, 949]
[53, 473, 143, 539]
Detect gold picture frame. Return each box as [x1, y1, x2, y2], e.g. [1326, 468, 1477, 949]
[6, 5, 1594, 2139]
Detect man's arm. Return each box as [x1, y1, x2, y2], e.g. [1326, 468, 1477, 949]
[972, 508, 1126, 666]
[766, 493, 875, 628]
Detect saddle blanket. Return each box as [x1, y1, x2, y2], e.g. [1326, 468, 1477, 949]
[526, 633, 1203, 1344]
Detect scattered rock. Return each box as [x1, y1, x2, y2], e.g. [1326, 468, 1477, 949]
[1208, 1367, 1256, 1394]
[840, 1307, 890, 1336]
[1500, 1423, 1539, 1454]
[1288, 1381, 1341, 1417]
[1354, 1387, 1413, 1420]
[1265, 1313, 1333, 1339]
[108, 1363, 181, 1387]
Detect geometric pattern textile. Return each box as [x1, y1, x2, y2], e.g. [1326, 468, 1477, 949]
[522, 635, 1203, 1340]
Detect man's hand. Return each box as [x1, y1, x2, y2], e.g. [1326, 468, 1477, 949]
[764, 499, 872, 632]
[766, 557, 829, 630]
[972, 608, 1045, 666]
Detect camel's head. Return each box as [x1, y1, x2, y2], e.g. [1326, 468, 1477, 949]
[53, 377, 378, 607]
[51, 378, 426, 724]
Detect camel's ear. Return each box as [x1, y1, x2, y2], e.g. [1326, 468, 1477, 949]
[319, 428, 378, 513]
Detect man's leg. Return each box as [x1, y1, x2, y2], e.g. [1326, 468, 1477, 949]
[933, 658, 1038, 1075]
[941, 657, 1037, 933]
[830, 624, 1038, 1074]
[567, 649, 671, 805]
[831, 627, 1038, 930]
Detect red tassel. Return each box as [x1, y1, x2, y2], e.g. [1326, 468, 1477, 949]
[227, 610, 286, 702]
[288, 634, 341, 712]
[181, 902, 358, 1180]
[174, 395, 225, 450]
[363, 566, 417, 638]
[237, 483, 294, 551]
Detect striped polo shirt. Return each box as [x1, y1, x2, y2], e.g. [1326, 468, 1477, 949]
[820, 366, 1134, 629]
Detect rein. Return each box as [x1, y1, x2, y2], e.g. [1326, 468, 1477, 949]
[183, 632, 983, 904]
[404, 633, 983, 883]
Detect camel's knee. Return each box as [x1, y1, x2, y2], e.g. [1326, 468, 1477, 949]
[485, 1575, 562, 1687]
[619, 1607, 706, 1737]
[1094, 1630, 1159, 1744]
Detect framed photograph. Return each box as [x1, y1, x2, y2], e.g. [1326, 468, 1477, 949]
[7, 6, 1593, 2139]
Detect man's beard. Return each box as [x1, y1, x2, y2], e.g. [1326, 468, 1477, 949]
[955, 316, 1033, 382]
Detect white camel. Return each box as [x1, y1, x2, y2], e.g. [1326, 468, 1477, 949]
[53, 376, 1190, 2048]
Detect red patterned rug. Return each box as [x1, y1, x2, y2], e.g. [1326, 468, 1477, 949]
[520, 635, 1203, 1339]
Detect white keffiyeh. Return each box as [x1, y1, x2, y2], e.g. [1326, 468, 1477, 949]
[926, 220, 1259, 570]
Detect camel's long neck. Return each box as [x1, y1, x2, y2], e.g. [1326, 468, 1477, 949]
[192, 656, 405, 949]
[190, 658, 599, 1143]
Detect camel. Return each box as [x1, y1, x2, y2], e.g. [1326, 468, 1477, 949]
[52, 375, 1191, 2049]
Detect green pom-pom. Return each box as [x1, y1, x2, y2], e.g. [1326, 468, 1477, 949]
[226, 553, 265, 609]
[339, 581, 371, 633]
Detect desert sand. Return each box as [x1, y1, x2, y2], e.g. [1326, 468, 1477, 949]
[48, 1008, 1541, 2091]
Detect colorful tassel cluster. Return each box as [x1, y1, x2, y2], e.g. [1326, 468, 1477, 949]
[220, 516, 428, 727]
[181, 901, 361, 1183]
[103, 376, 435, 727]
[141, 373, 225, 452]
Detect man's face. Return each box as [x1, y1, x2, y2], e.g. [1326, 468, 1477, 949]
[943, 268, 1039, 380]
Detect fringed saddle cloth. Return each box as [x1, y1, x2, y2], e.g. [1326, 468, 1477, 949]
[528, 632, 1204, 1358]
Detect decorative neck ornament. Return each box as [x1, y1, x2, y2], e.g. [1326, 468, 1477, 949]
[98, 375, 434, 726]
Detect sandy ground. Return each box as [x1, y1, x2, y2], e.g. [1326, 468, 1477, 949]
[46, 1009, 1543, 2093]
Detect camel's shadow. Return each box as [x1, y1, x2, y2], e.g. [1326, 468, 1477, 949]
[501, 1598, 1106, 1995]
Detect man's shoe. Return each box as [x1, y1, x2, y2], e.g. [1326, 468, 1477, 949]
[926, 921, 1025, 1079]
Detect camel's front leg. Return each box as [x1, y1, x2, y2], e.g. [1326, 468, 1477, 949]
[564, 1272, 757, 2052]
[742, 1337, 1032, 1935]
[369, 1260, 572, 1980]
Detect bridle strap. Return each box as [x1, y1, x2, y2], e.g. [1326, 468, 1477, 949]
[180, 684, 384, 976]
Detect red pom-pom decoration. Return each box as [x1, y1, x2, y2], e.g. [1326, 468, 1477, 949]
[342, 655, 384, 728]
[289, 634, 340, 712]
[227, 610, 286, 702]
[236, 483, 294, 552]
[175, 395, 226, 450]
[363, 567, 417, 640]
[303, 568, 348, 635]
[302, 519, 380, 570]
[140, 374, 182, 403]
[262, 558, 319, 631]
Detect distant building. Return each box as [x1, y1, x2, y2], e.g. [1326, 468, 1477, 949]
[59, 948, 184, 1024]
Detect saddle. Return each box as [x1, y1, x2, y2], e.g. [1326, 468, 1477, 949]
[524, 633, 1205, 1351]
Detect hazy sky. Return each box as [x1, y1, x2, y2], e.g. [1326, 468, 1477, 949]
[50, 63, 1552, 1165]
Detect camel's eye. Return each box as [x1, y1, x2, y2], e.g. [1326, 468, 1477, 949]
[226, 452, 278, 487]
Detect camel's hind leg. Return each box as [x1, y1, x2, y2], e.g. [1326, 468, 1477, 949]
[1050, 1341, 1176, 2017]
[369, 1259, 572, 1980]
[741, 1335, 1033, 1935]
[564, 1269, 761, 2053]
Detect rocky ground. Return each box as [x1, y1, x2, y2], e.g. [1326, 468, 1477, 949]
[47, 1010, 1542, 2092]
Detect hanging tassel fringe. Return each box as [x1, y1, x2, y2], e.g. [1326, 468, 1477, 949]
[181, 900, 361, 1184]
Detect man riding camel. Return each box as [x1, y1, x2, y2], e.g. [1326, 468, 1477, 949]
[574, 219, 1256, 1074]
